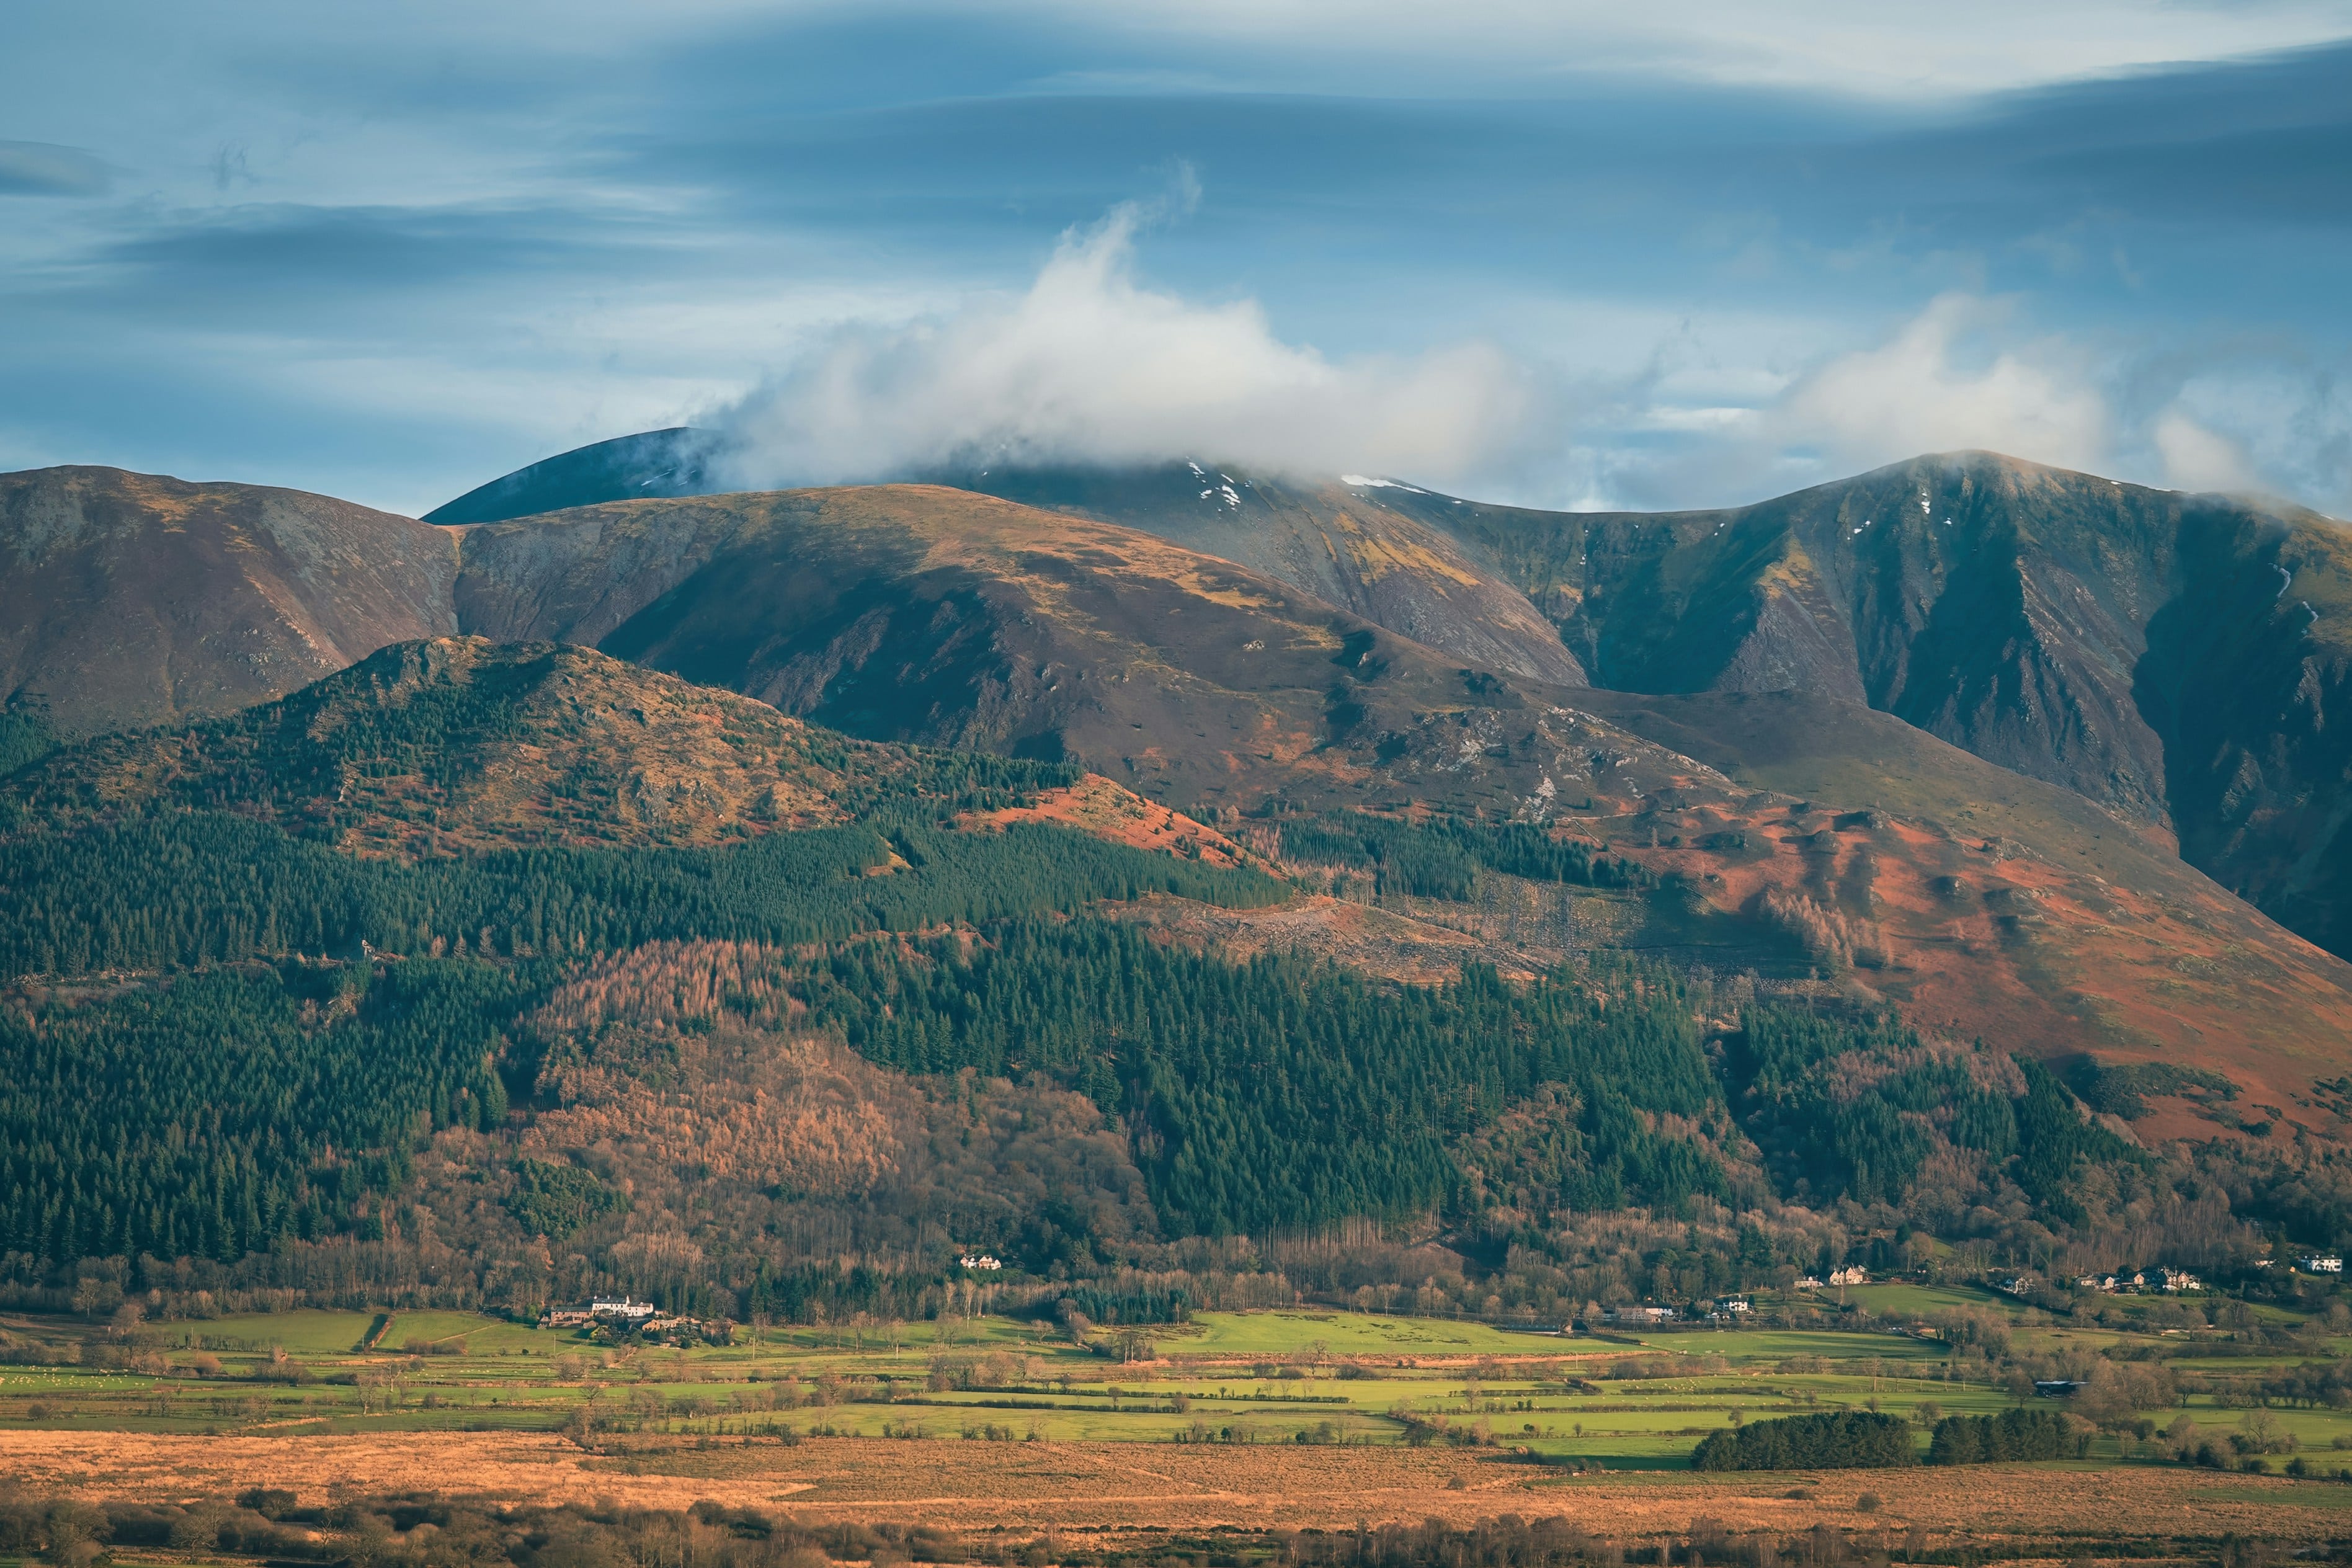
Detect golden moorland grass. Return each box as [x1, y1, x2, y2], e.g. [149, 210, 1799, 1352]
[5, 1429, 2347, 1548]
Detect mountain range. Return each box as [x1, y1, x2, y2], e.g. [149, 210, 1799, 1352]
[412, 434, 2352, 966]
[2, 435, 2350, 1314]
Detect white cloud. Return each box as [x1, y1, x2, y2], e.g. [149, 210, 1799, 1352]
[711, 201, 1528, 488]
[1766, 293, 2109, 474]
[2152, 408, 2260, 494]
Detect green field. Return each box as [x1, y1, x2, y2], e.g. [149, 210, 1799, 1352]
[4, 1301, 2350, 1472]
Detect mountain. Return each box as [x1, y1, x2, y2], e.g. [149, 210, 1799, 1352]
[419, 435, 1587, 686]
[1374, 453, 2352, 961]
[0, 465, 457, 737]
[933, 461, 1587, 686]
[3, 631, 2320, 1317]
[15, 461, 2352, 1107]
[448, 483, 1679, 816]
[441, 483, 2352, 1103]
[424, 440, 2352, 957]
[424, 428, 721, 527]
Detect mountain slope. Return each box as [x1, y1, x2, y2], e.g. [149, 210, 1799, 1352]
[0, 631, 2327, 1309]
[0, 466, 458, 737]
[1567, 687, 2352, 1136]
[935, 461, 1587, 685]
[2, 637, 893, 857]
[450, 483, 1691, 816]
[424, 434, 1587, 686]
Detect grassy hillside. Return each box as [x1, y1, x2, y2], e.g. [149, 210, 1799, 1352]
[936, 460, 1587, 686]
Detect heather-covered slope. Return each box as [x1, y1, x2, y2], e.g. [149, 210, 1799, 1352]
[1567, 688, 2352, 1137]
[3, 638, 924, 857]
[0, 466, 458, 737]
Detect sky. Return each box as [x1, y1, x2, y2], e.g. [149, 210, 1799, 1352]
[3, 0, 2351, 517]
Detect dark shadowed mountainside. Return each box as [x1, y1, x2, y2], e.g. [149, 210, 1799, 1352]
[0, 466, 458, 736]
[424, 428, 721, 526]
[1370, 453, 2352, 962]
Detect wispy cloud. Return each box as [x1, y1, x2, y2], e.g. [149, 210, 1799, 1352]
[0, 141, 109, 197]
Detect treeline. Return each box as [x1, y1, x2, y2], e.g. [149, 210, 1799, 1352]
[1690, 1411, 1917, 1471]
[1926, 1407, 2087, 1464]
[1270, 809, 1652, 899]
[0, 813, 1284, 978]
[798, 926, 1726, 1235]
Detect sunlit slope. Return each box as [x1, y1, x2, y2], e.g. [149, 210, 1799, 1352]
[935, 460, 1587, 686]
[1573, 687, 2352, 1133]
[419, 435, 1587, 686]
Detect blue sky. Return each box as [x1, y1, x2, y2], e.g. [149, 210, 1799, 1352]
[4, 1, 2351, 515]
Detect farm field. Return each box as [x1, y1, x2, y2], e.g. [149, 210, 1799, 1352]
[6, 1301, 2352, 1475]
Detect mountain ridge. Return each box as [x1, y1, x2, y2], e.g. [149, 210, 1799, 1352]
[0, 465, 457, 738]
